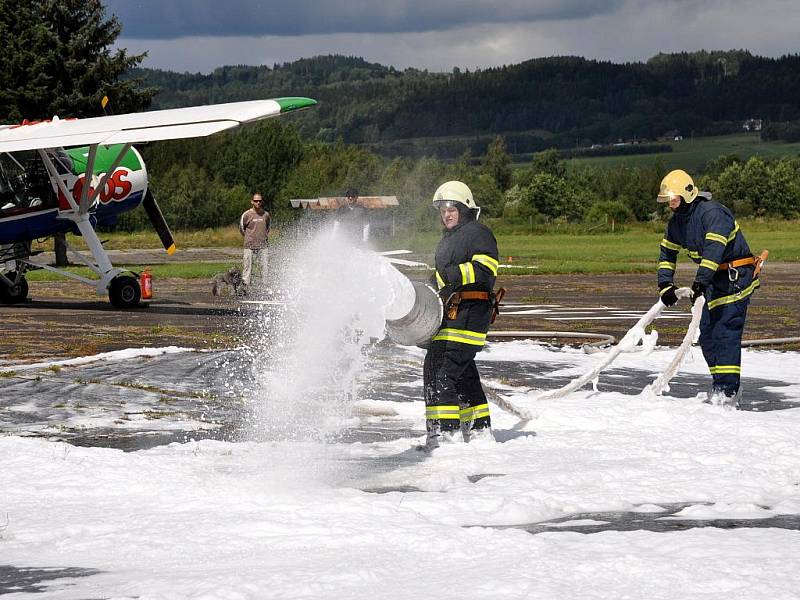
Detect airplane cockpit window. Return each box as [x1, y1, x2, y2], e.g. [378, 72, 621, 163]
[0, 151, 58, 216]
[0, 153, 25, 211]
[46, 148, 74, 176]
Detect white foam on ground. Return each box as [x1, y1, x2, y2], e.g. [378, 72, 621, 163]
[3, 234, 800, 598]
[0, 346, 195, 373]
[2, 339, 800, 598]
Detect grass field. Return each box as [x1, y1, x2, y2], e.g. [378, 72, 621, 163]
[386, 220, 800, 274]
[512, 133, 800, 172]
[29, 220, 800, 279]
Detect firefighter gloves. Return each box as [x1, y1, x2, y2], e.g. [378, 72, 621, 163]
[659, 281, 707, 306]
[659, 283, 679, 307]
[690, 281, 706, 305]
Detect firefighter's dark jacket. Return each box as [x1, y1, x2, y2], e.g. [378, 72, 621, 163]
[658, 195, 753, 290]
[432, 219, 499, 347]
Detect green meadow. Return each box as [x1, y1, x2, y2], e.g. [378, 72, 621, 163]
[387, 220, 800, 274]
[551, 134, 800, 172]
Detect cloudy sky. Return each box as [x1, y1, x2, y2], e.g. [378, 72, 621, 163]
[107, 0, 800, 73]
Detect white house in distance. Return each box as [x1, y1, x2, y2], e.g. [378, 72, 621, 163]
[743, 118, 762, 132]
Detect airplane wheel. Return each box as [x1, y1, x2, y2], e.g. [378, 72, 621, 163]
[108, 275, 141, 308]
[0, 272, 28, 304]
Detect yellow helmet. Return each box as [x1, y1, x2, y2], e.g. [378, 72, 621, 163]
[657, 169, 699, 203]
[432, 180, 477, 210]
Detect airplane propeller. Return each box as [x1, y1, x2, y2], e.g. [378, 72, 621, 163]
[141, 189, 176, 255]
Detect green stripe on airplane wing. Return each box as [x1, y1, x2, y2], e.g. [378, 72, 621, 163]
[275, 97, 318, 113]
[66, 144, 142, 175]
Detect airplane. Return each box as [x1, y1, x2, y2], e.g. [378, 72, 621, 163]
[0, 97, 317, 307]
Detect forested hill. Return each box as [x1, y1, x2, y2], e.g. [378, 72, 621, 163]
[133, 51, 800, 157]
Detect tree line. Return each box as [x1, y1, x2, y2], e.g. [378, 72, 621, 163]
[117, 126, 800, 236]
[134, 51, 800, 158]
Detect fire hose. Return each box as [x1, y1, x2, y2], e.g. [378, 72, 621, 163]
[380, 259, 698, 421]
[380, 260, 795, 423]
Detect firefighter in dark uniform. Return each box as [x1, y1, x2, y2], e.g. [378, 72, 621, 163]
[656, 169, 765, 407]
[424, 181, 500, 449]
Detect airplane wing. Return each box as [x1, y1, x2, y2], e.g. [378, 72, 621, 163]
[387, 258, 431, 268]
[0, 97, 316, 153]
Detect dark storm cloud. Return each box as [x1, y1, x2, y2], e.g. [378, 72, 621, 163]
[106, 0, 622, 39]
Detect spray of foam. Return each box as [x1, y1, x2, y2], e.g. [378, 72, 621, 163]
[246, 226, 416, 445]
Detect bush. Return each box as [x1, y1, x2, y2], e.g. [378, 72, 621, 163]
[583, 201, 634, 233]
[584, 200, 634, 223]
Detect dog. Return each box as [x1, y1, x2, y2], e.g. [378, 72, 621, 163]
[211, 266, 245, 296]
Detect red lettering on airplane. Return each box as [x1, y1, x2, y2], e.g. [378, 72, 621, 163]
[57, 168, 134, 210]
[10, 117, 78, 129]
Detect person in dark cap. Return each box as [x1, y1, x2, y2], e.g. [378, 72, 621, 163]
[335, 188, 370, 244]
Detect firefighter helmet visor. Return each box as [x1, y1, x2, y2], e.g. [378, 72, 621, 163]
[433, 200, 457, 209]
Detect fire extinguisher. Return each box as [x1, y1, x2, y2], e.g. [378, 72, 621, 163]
[140, 270, 153, 300]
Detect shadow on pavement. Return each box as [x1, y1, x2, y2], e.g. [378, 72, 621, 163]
[487, 502, 800, 535]
[10, 297, 241, 317]
[0, 565, 102, 595]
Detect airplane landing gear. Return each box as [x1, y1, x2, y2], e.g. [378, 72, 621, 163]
[108, 274, 141, 308]
[0, 271, 28, 304]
